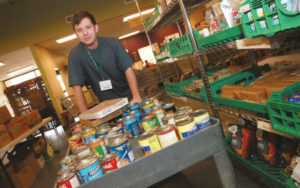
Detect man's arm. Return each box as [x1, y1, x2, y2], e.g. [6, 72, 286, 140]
[72, 85, 88, 113]
[125, 67, 142, 104]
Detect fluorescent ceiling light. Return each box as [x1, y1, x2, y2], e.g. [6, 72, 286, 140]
[119, 31, 140, 40]
[7, 65, 36, 77]
[56, 34, 77, 43]
[0, 62, 5, 66]
[123, 8, 155, 22]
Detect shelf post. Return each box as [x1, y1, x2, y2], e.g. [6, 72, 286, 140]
[247, 50, 259, 77]
[134, 0, 165, 83]
[177, 0, 219, 119]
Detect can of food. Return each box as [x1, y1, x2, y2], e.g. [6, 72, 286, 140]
[88, 137, 107, 160]
[97, 123, 110, 131]
[163, 103, 176, 114]
[96, 127, 111, 138]
[101, 152, 122, 174]
[177, 106, 193, 113]
[141, 99, 154, 110]
[76, 156, 104, 183]
[122, 105, 131, 117]
[58, 165, 76, 177]
[104, 131, 118, 147]
[129, 103, 140, 111]
[116, 117, 125, 127]
[162, 113, 175, 125]
[130, 110, 142, 125]
[123, 114, 141, 137]
[82, 128, 96, 143]
[174, 111, 189, 123]
[190, 109, 210, 131]
[73, 146, 91, 159]
[141, 115, 158, 132]
[108, 134, 135, 166]
[68, 134, 84, 151]
[176, 117, 197, 139]
[71, 123, 83, 133]
[60, 154, 78, 168]
[72, 129, 82, 136]
[57, 171, 80, 188]
[110, 124, 125, 134]
[138, 131, 161, 156]
[157, 125, 179, 148]
[78, 151, 97, 161]
[151, 105, 164, 127]
[144, 107, 152, 116]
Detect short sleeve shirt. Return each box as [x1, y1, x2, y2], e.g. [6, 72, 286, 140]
[68, 37, 133, 102]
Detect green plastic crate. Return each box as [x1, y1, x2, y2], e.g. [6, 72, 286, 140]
[145, 2, 160, 27]
[267, 82, 300, 138]
[211, 65, 271, 113]
[224, 136, 297, 188]
[240, 0, 300, 38]
[194, 24, 244, 49]
[167, 34, 194, 57]
[164, 77, 198, 96]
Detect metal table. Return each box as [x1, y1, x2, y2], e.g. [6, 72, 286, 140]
[80, 118, 236, 188]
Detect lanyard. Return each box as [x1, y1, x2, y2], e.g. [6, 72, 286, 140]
[84, 44, 104, 80]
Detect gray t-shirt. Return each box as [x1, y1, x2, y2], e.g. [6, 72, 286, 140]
[68, 37, 133, 102]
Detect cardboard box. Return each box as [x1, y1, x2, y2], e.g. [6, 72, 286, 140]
[0, 124, 12, 148]
[0, 106, 11, 124]
[7, 164, 36, 188]
[81, 109, 123, 127]
[240, 86, 267, 103]
[79, 98, 128, 120]
[25, 110, 42, 126]
[7, 116, 29, 139]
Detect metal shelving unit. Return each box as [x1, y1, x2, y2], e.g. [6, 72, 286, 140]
[80, 118, 236, 188]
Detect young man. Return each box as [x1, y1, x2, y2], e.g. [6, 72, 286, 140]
[68, 11, 142, 113]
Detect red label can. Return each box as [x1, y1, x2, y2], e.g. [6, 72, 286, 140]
[57, 171, 80, 188]
[101, 153, 122, 174]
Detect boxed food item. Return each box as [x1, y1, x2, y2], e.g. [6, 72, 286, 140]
[0, 105, 11, 124]
[0, 124, 12, 147]
[239, 86, 267, 103]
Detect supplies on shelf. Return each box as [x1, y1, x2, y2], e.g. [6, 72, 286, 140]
[144, 2, 161, 27]
[58, 97, 212, 186]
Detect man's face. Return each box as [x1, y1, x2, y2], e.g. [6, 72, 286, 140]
[74, 17, 98, 49]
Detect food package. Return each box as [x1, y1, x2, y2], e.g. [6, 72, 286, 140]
[239, 86, 267, 103]
[264, 83, 290, 98]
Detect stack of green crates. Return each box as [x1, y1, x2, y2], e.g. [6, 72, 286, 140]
[166, 34, 194, 57]
[194, 24, 244, 49]
[239, 0, 300, 38]
[144, 2, 160, 27]
[267, 82, 300, 138]
[164, 77, 198, 97]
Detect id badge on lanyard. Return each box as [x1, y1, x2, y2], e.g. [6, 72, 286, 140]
[99, 80, 112, 91]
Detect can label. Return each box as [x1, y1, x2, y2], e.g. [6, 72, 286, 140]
[139, 134, 161, 156]
[162, 117, 175, 126]
[77, 147, 91, 158]
[194, 113, 210, 131]
[109, 140, 135, 166]
[89, 141, 107, 160]
[151, 108, 164, 127]
[158, 129, 178, 148]
[144, 108, 152, 115]
[96, 131, 108, 138]
[142, 118, 158, 132]
[177, 121, 197, 139]
[124, 116, 141, 137]
[101, 156, 122, 174]
[77, 160, 104, 183]
[68, 135, 84, 151]
[130, 103, 140, 111]
[82, 130, 96, 144]
[142, 102, 154, 110]
[57, 174, 80, 188]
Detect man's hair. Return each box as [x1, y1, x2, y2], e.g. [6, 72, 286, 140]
[71, 11, 96, 29]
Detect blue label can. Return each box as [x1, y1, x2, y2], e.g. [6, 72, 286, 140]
[144, 107, 152, 116]
[76, 156, 104, 183]
[110, 124, 125, 135]
[108, 134, 135, 165]
[129, 103, 140, 111]
[122, 106, 131, 117]
[123, 114, 141, 137]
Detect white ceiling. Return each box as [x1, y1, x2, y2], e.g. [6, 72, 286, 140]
[0, 14, 145, 81]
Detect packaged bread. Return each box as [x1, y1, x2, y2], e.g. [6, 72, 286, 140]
[239, 86, 267, 103]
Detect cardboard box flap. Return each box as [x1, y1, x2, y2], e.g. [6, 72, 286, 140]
[79, 98, 128, 120]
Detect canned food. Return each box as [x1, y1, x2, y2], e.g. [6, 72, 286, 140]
[58, 165, 76, 177]
[177, 106, 193, 113]
[163, 103, 176, 114]
[57, 171, 80, 188]
[82, 128, 96, 143]
[138, 131, 161, 156]
[123, 114, 141, 137]
[110, 124, 125, 134]
[73, 146, 91, 158]
[190, 109, 210, 131]
[72, 129, 82, 136]
[108, 134, 135, 166]
[60, 154, 78, 168]
[151, 105, 164, 127]
[162, 113, 175, 125]
[71, 123, 83, 132]
[174, 111, 189, 123]
[157, 125, 179, 148]
[116, 117, 125, 127]
[141, 99, 154, 110]
[68, 134, 84, 151]
[101, 152, 122, 174]
[141, 115, 158, 132]
[122, 105, 131, 117]
[129, 103, 140, 111]
[97, 123, 110, 131]
[88, 137, 107, 160]
[76, 156, 104, 183]
[96, 127, 110, 138]
[78, 152, 97, 161]
[130, 110, 142, 124]
[144, 107, 152, 116]
[104, 131, 118, 147]
[176, 117, 197, 139]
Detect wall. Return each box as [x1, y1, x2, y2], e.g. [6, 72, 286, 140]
[0, 0, 155, 55]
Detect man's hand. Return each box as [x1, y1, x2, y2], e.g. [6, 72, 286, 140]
[130, 96, 142, 105]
